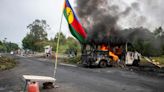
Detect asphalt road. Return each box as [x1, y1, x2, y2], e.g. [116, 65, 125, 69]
[0, 55, 164, 92]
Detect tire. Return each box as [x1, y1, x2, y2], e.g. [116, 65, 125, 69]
[132, 60, 139, 66]
[87, 58, 92, 68]
[99, 60, 107, 68]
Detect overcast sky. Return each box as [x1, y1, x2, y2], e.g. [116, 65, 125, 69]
[0, 0, 74, 46]
[0, 0, 164, 46]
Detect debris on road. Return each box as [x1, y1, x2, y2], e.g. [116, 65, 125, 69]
[144, 57, 164, 68]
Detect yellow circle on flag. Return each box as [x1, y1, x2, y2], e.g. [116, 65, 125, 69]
[66, 7, 74, 24]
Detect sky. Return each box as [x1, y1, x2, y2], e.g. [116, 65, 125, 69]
[0, 0, 74, 46]
[0, 0, 164, 47]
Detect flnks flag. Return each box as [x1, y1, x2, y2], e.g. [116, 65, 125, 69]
[63, 0, 87, 43]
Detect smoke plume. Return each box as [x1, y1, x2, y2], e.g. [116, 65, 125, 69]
[76, 0, 130, 45]
[75, 0, 164, 56]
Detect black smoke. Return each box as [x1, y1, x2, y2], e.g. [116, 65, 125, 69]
[75, 0, 164, 56]
[122, 27, 163, 56]
[76, 0, 125, 45]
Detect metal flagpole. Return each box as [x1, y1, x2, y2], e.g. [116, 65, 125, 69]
[54, 2, 64, 78]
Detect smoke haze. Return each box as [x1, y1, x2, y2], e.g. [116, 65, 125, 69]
[75, 0, 164, 56]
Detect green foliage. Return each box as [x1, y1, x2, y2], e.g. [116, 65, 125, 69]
[0, 40, 19, 52]
[63, 56, 81, 64]
[126, 27, 164, 56]
[153, 27, 164, 55]
[153, 27, 164, 38]
[152, 55, 164, 65]
[0, 41, 2, 45]
[22, 19, 49, 52]
[54, 32, 66, 45]
[22, 20, 81, 53]
[66, 37, 81, 50]
[0, 56, 16, 70]
[0, 44, 6, 52]
[4, 42, 19, 52]
[65, 37, 81, 54]
[0, 41, 6, 52]
[50, 32, 81, 54]
[22, 34, 34, 51]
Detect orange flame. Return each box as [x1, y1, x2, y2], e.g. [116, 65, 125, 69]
[109, 51, 119, 62]
[100, 44, 108, 51]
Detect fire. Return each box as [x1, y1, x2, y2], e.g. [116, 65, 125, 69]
[100, 44, 108, 51]
[100, 44, 119, 62]
[109, 51, 119, 62]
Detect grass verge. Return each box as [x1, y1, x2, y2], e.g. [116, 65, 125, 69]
[0, 56, 16, 71]
[151, 55, 164, 65]
[62, 56, 81, 64]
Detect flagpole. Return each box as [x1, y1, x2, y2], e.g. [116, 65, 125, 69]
[54, 4, 64, 78]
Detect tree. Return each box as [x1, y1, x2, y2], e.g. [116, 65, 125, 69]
[0, 41, 6, 52]
[65, 37, 81, 54]
[66, 37, 80, 50]
[54, 32, 66, 45]
[153, 27, 164, 55]
[0, 41, 2, 45]
[5, 42, 19, 52]
[49, 32, 81, 54]
[0, 40, 19, 52]
[22, 19, 49, 52]
[124, 27, 163, 56]
[153, 27, 163, 38]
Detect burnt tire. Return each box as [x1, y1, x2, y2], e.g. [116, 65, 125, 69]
[99, 61, 107, 68]
[132, 60, 140, 66]
[86, 58, 92, 68]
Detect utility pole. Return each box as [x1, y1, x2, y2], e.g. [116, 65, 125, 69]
[3, 38, 7, 53]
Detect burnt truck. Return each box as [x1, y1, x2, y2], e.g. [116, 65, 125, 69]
[81, 44, 110, 68]
[81, 42, 141, 67]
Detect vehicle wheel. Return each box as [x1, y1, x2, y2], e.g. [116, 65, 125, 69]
[87, 58, 92, 68]
[99, 61, 107, 68]
[132, 60, 139, 66]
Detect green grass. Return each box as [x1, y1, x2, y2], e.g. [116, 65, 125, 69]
[62, 56, 81, 64]
[151, 55, 164, 65]
[140, 56, 164, 65]
[0, 56, 16, 70]
[140, 57, 148, 63]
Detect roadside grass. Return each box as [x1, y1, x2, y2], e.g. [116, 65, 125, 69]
[140, 57, 148, 63]
[62, 56, 81, 64]
[151, 55, 164, 65]
[0, 56, 16, 70]
[140, 56, 164, 65]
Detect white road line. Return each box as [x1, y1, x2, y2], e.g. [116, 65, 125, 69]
[59, 63, 77, 67]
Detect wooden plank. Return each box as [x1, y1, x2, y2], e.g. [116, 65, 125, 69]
[144, 57, 163, 68]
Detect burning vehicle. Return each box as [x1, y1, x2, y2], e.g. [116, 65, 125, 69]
[75, 0, 142, 67]
[81, 41, 141, 67]
[81, 36, 122, 68]
[81, 44, 111, 68]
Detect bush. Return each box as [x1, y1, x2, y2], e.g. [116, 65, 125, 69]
[63, 56, 81, 64]
[0, 56, 16, 70]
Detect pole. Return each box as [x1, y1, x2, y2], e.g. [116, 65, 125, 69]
[125, 42, 128, 52]
[54, 7, 64, 78]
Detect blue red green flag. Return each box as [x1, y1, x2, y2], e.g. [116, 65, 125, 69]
[63, 0, 87, 43]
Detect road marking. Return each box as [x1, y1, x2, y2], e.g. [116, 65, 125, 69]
[59, 63, 77, 67]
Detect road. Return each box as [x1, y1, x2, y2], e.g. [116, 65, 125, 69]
[0, 55, 164, 92]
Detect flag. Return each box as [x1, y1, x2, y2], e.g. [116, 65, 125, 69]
[63, 0, 87, 43]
